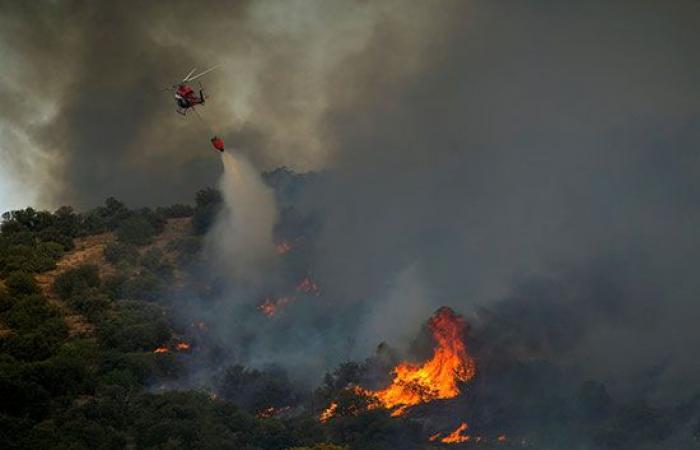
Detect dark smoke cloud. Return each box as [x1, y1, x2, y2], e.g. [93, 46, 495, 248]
[4, 0, 700, 418]
[296, 0, 700, 400]
[0, 0, 446, 209]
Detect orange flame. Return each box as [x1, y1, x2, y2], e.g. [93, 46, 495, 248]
[176, 341, 191, 351]
[319, 307, 475, 422]
[319, 402, 338, 423]
[153, 346, 169, 353]
[441, 422, 471, 444]
[365, 307, 475, 416]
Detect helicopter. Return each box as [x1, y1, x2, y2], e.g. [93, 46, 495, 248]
[167, 65, 218, 115]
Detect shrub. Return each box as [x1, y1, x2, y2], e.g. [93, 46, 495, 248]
[37, 227, 74, 251]
[116, 216, 156, 246]
[67, 288, 112, 321]
[32, 241, 65, 272]
[1, 246, 36, 275]
[0, 287, 14, 312]
[97, 301, 170, 352]
[166, 236, 202, 267]
[140, 249, 174, 281]
[120, 271, 164, 301]
[103, 242, 139, 265]
[5, 295, 56, 331]
[5, 271, 39, 298]
[53, 265, 100, 300]
[192, 188, 222, 235]
[158, 204, 194, 218]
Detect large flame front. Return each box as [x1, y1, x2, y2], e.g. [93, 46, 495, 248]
[366, 307, 476, 416]
[321, 307, 476, 422]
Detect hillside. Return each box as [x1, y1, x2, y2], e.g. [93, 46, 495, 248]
[1, 184, 699, 450]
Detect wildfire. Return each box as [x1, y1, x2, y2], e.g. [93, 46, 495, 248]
[258, 296, 295, 317]
[297, 276, 320, 295]
[441, 422, 471, 444]
[430, 423, 509, 446]
[276, 241, 293, 255]
[319, 307, 476, 422]
[152, 340, 192, 353]
[367, 307, 475, 416]
[257, 406, 291, 419]
[319, 402, 338, 423]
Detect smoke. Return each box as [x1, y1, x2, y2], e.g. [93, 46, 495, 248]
[4, 1, 700, 444]
[352, 265, 439, 359]
[206, 151, 277, 283]
[0, 0, 448, 209]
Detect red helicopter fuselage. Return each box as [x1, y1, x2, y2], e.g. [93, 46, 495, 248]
[175, 84, 205, 111]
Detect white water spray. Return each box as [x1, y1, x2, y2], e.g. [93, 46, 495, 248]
[206, 151, 278, 282]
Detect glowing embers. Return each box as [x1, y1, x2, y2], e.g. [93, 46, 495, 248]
[320, 307, 475, 421]
[152, 340, 192, 354]
[256, 406, 291, 419]
[258, 296, 295, 317]
[441, 422, 471, 444]
[429, 423, 509, 445]
[296, 276, 320, 295]
[258, 276, 321, 317]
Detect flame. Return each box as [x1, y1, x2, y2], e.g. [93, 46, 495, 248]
[428, 433, 441, 442]
[153, 341, 191, 353]
[297, 276, 320, 295]
[441, 422, 471, 444]
[257, 406, 290, 418]
[319, 402, 338, 423]
[318, 307, 475, 422]
[365, 307, 475, 416]
[276, 241, 293, 255]
[498, 435, 507, 443]
[258, 296, 295, 317]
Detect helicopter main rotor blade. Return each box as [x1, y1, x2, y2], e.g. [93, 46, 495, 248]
[184, 65, 219, 82]
[182, 67, 197, 82]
